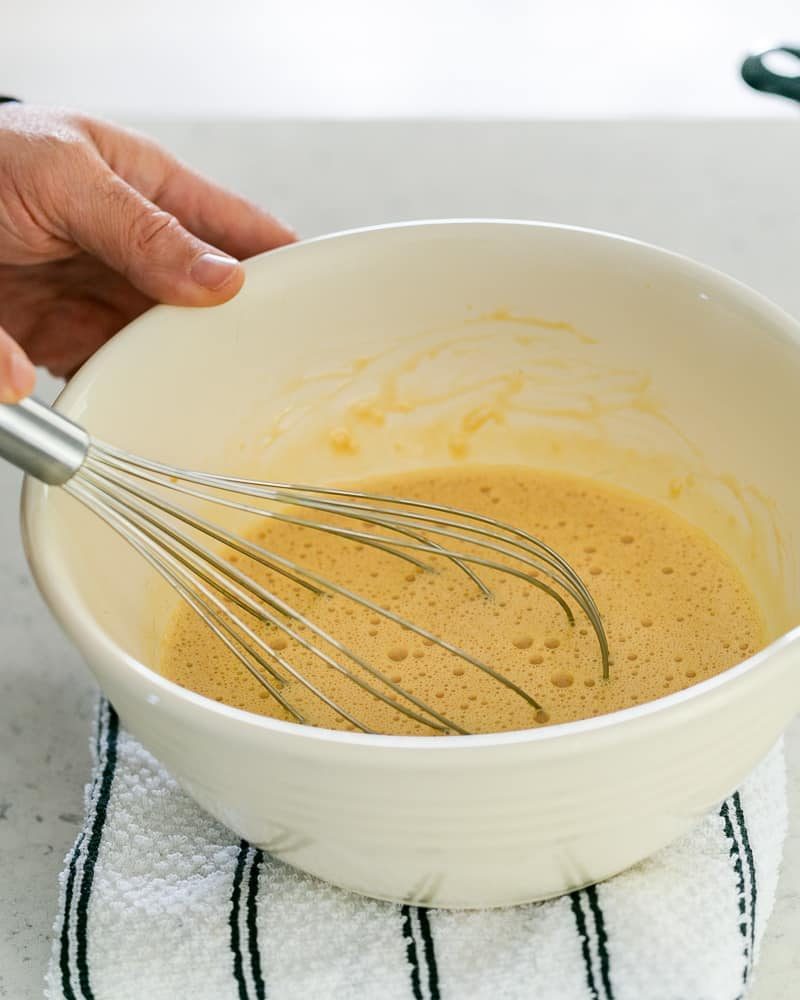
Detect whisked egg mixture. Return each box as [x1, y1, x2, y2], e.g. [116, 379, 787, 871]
[158, 466, 763, 735]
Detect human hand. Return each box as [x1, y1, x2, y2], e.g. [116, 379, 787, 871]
[0, 104, 296, 403]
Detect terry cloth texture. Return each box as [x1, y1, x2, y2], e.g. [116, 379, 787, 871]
[47, 700, 787, 1000]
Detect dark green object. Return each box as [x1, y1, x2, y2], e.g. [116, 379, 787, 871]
[741, 47, 800, 104]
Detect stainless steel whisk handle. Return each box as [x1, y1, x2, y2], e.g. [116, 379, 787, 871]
[0, 397, 89, 485]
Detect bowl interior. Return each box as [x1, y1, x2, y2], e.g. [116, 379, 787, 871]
[23, 221, 800, 705]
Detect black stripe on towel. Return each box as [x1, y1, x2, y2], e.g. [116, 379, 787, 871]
[720, 797, 750, 990]
[75, 703, 119, 1000]
[732, 791, 758, 975]
[246, 848, 266, 1000]
[230, 840, 251, 1000]
[417, 908, 441, 1000]
[59, 826, 88, 1000]
[59, 706, 105, 1000]
[401, 904, 424, 1000]
[585, 885, 614, 1000]
[569, 891, 599, 1000]
[59, 701, 119, 1000]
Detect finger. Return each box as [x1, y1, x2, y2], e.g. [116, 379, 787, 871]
[65, 165, 245, 306]
[84, 118, 297, 258]
[24, 297, 137, 377]
[0, 326, 36, 403]
[39, 252, 154, 323]
[155, 165, 297, 260]
[0, 254, 153, 382]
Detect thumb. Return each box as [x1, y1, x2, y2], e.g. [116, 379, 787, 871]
[0, 326, 36, 404]
[67, 166, 245, 306]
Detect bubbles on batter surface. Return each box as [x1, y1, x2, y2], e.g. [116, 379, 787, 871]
[158, 464, 764, 737]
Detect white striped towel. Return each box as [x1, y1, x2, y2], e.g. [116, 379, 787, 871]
[47, 699, 788, 1000]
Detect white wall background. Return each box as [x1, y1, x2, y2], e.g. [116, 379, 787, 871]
[2, 0, 799, 117]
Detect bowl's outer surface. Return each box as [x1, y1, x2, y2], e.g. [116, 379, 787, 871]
[21, 220, 800, 907]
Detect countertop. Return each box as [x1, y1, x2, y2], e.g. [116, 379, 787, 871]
[1, 120, 799, 999]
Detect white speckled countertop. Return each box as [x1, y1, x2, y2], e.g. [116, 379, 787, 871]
[1, 120, 799, 999]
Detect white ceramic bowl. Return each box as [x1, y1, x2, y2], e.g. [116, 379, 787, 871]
[21, 221, 800, 908]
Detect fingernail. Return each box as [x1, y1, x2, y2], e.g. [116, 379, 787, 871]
[9, 351, 35, 399]
[190, 252, 240, 290]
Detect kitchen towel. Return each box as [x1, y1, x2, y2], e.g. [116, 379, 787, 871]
[47, 699, 787, 1000]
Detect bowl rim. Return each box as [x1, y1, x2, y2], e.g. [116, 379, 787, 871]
[21, 217, 800, 751]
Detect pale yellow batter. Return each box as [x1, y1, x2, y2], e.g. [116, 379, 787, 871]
[158, 466, 763, 735]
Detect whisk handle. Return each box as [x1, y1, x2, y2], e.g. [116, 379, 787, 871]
[0, 397, 89, 485]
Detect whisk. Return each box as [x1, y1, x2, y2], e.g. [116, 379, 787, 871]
[0, 397, 608, 735]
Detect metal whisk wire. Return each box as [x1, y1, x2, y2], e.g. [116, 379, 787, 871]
[0, 398, 610, 735]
